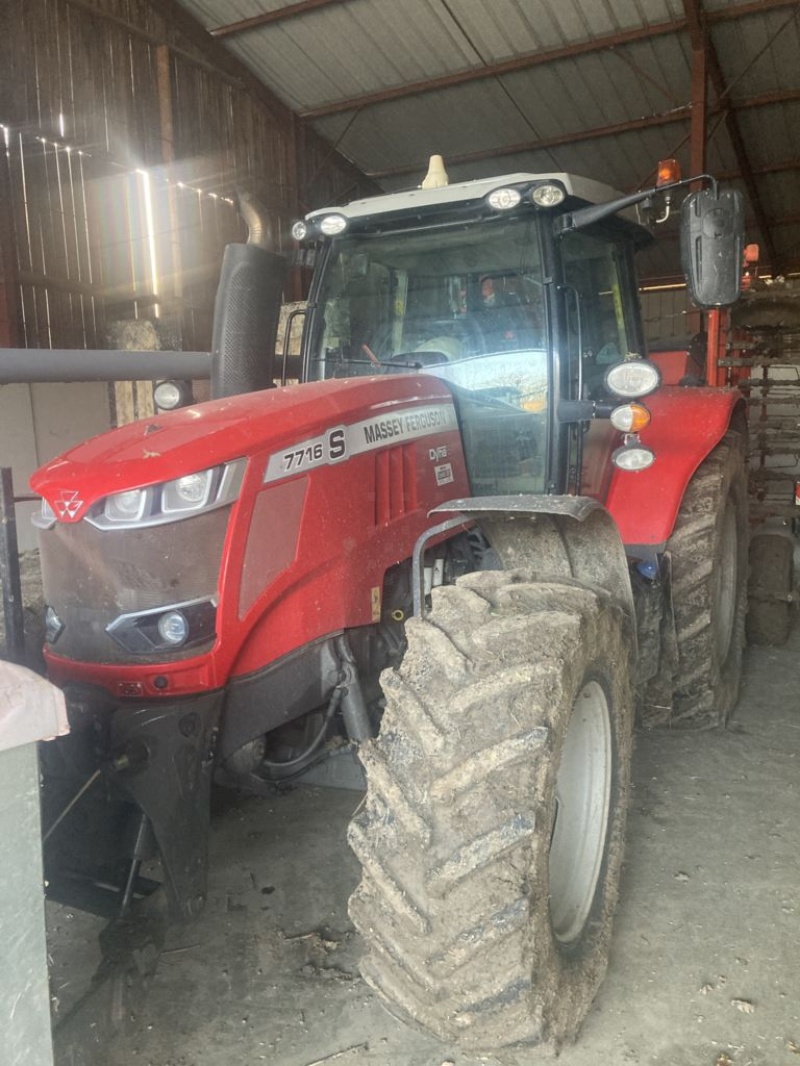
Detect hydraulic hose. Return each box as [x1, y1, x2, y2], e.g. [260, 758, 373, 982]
[260, 685, 344, 770]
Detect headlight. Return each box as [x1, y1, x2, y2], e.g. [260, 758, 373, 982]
[319, 214, 348, 236]
[531, 182, 566, 207]
[106, 598, 216, 654]
[157, 610, 190, 646]
[162, 471, 213, 513]
[106, 487, 150, 522]
[87, 459, 245, 530]
[612, 442, 656, 471]
[487, 187, 522, 211]
[153, 379, 193, 411]
[605, 359, 661, 399]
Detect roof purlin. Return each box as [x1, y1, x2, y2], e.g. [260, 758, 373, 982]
[297, 0, 800, 122]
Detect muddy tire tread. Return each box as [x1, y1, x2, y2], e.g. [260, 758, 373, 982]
[666, 433, 748, 728]
[348, 572, 634, 1052]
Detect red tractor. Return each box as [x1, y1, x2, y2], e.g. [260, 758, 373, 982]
[32, 160, 745, 1052]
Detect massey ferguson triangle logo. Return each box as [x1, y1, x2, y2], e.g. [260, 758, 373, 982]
[54, 490, 83, 519]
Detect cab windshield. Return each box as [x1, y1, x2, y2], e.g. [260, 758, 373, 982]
[308, 215, 546, 375]
[307, 214, 550, 495]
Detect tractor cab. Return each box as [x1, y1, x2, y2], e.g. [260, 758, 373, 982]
[299, 170, 651, 500]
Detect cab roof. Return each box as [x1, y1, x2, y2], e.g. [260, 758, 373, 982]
[305, 171, 635, 224]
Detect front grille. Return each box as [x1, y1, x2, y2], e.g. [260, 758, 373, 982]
[38, 506, 231, 663]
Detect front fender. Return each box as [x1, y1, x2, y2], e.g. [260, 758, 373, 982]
[428, 496, 635, 640]
[605, 386, 742, 550]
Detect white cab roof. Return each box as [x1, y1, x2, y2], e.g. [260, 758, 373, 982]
[306, 172, 627, 223]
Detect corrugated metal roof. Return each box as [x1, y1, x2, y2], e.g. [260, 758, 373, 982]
[175, 0, 800, 279]
[713, 6, 800, 98]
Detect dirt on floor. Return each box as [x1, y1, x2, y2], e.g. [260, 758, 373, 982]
[45, 623, 800, 1066]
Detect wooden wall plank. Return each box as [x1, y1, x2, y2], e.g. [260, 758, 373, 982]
[0, 0, 376, 380]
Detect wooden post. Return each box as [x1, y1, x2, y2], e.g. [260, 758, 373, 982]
[690, 43, 707, 183]
[687, 35, 708, 337]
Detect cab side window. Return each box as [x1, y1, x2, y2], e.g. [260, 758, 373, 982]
[560, 231, 636, 499]
[561, 232, 631, 400]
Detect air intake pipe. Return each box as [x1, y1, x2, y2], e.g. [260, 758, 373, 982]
[210, 192, 288, 399]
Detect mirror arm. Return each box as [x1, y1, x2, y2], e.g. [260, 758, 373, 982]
[557, 174, 718, 234]
[557, 400, 616, 423]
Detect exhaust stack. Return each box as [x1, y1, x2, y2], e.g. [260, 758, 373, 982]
[210, 193, 287, 399]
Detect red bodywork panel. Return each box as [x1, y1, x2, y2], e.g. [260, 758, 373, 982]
[648, 347, 704, 386]
[33, 374, 740, 698]
[605, 385, 740, 548]
[34, 375, 471, 697]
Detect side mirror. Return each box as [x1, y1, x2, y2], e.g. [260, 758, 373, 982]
[680, 188, 744, 308]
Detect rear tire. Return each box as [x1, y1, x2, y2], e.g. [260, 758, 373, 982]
[746, 532, 794, 646]
[666, 433, 748, 728]
[348, 571, 634, 1052]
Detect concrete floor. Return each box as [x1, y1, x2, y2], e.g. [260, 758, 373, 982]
[47, 626, 800, 1066]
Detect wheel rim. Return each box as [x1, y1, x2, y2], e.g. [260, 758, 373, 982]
[713, 499, 738, 665]
[549, 680, 612, 946]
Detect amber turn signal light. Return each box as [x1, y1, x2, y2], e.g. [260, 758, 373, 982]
[656, 158, 681, 186]
[610, 403, 651, 434]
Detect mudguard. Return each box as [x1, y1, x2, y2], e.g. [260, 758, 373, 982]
[605, 385, 743, 551]
[428, 496, 636, 644]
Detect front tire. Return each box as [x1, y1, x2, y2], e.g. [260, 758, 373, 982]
[347, 571, 634, 1053]
[665, 433, 748, 728]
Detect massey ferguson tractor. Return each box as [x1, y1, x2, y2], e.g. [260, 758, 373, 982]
[32, 159, 746, 1052]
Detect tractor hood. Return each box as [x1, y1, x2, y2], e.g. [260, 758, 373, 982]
[31, 374, 455, 523]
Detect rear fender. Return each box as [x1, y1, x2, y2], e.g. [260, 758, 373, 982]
[426, 496, 635, 640]
[605, 386, 743, 550]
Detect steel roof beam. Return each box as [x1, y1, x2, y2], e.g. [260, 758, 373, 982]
[207, 0, 795, 43]
[705, 0, 800, 23]
[298, 0, 799, 121]
[683, 0, 779, 268]
[684, 8, 708, 332]
[209, 0, 795, 42]
[300, 19, 687, 120]
[689, 31, 708, 181]
[367, 87, 800, 180]
[210, 0, 351, 39]
[733, 87, 800, 109]
[718, 158, 800, 181]
[367, 110, 692, 179]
